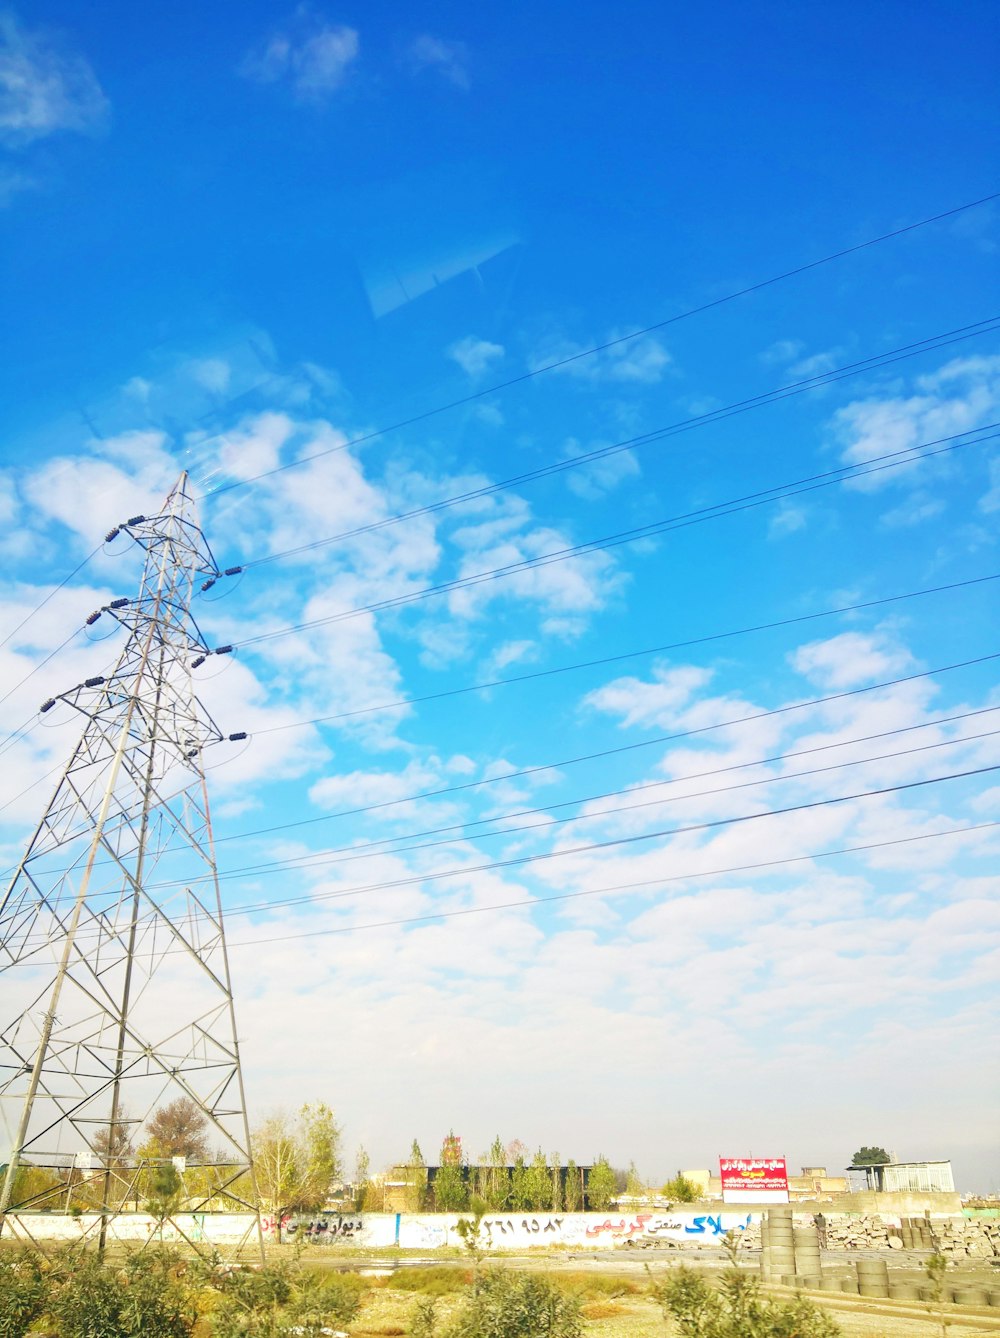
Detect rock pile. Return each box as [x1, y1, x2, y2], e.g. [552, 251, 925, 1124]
[933, 1217, 1000, 1259]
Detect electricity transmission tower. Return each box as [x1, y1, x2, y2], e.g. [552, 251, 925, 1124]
[0, 472, 262, 1256]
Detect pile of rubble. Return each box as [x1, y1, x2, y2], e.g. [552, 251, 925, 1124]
[822, 1214, 892, 1249]
[933, 1217, 1000, 1260]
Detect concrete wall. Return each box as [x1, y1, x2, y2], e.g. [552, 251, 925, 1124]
[7, 1209, 760, 1250]
[834, 1191, 962, 1215]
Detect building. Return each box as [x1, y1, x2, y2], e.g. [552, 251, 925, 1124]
[848, 1160, 955, 1193]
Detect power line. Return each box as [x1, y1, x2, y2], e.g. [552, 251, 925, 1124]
[205, 762, 1000, 906]
[150, 725, 1000, 896]
[233, 423, 1000, 650]
[212, 649, 1000, 845]
[243, 559, 1000, 727]
[200, 192, 1000, 500]
[219, 820, 1000, 947]
[16, 752, 999, 955]
[237, 331, 1000, 573]
[0, 544, 103, 652]
[218, 705, 1000, 878]
[13, 702, 995, 923]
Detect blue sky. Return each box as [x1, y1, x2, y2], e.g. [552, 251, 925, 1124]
[1, 1, 999, 1189]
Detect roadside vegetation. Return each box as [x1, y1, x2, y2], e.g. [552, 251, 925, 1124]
[0, 1241, 851, 1338]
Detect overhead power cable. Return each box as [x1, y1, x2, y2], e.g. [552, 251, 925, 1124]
[17, 757, 999, 956]
[148, 726, 1000, 896]
[212, 649, 1000, 846]
[234, 422, 1000, 650]
[215, 705, 1000, 881]
[200, 192, 1000, 500]
[238, 331, 1000, 573]
[11, 703, 996, 932]
[0, 545, 103, 652]
[247, 569, 1000, 732]
[204, 762, 1000, 904]
[219, 820, 1000, 948]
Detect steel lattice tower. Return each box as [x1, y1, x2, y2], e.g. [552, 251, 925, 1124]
[0, 472, 262, 1255]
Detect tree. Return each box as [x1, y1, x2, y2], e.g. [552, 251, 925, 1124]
[625, 1161, 645, 1201]
[550, 1150, 562, 1212]
[524, 1149, 552, 1211]
[433, 1131, 467, 1211]
[663, 1170, 701, 1203]
[406, 1138, 428, 1212]
[586, 1156, 616, 1211]
[510, 1153, 531, 1211]
[252, 1103, 342, 1241]
[93, 1111, 136, 1212]
[564, 1159, 582, 1212]
[353, 1145, 370, 1211]
[146, 1098, 209, 1161]
[851, 1146, 889, 1166]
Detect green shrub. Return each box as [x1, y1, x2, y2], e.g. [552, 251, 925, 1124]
[443, 1268, 581, 1338]
[411, 1296, 438, 1338]
[0, 1252, 47, 1338]
[46, 1249, 196, 1338]
[204, 1261, 361, 1337]
[653, 1262, 840, 1338]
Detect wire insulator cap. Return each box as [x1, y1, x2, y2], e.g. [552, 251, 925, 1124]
[109, 598, 129, 610]
[224, 566, 243, 576]
[105, 527, 120, 543]
[191, 655, 206, 669]
[201, 578, 216, 592]
[126, 514, 146, 526]
[84, 676, 105, 688]
[85, 611, 101, 626]
[40, 698, 56, 713]
[215, 644, 233, 655]
[228, 731, 248, 741]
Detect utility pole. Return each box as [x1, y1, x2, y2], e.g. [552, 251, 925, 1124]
[0, 473, 262, 1258]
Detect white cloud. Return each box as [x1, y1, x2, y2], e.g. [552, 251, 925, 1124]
[241, 16, 359, 101]
[0, 12, 108, 145]
[879, 494, 945, 528]
[447, 336, 504, 379]
[564, 440, 640, 500]
[407, 35, 469, 89]
[980, 456, 1000, 515]
[585, 664, 715, 730]
[832, 353, 1000, 490]
[767, 502, 807, 538]
[528, 330, 672, 385]
[790, 630, 914, 691]
[760, 338, 804, 366]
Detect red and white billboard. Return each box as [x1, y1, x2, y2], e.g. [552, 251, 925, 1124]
[719, 1156, 789, 1203]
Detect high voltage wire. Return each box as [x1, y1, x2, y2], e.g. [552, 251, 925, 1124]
[10, 703, 997, 918]
[3, 333, 995, 703]
[233, 424, 1000, 650]
[199, 192, 1000, 501]
[15, 759, 1000, 957]
[246, 571, 1000, 734]
[3, 198, 995, 684]
[0, 545, 103, 652]
[218, 820, 1000, 949]
[156, 726, 1000, 894]
[214, 706, 1000, 878]
[236, 326, 1000, 573]
[210, 649, 1000, 844]
[204, 762, 1000, 904]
